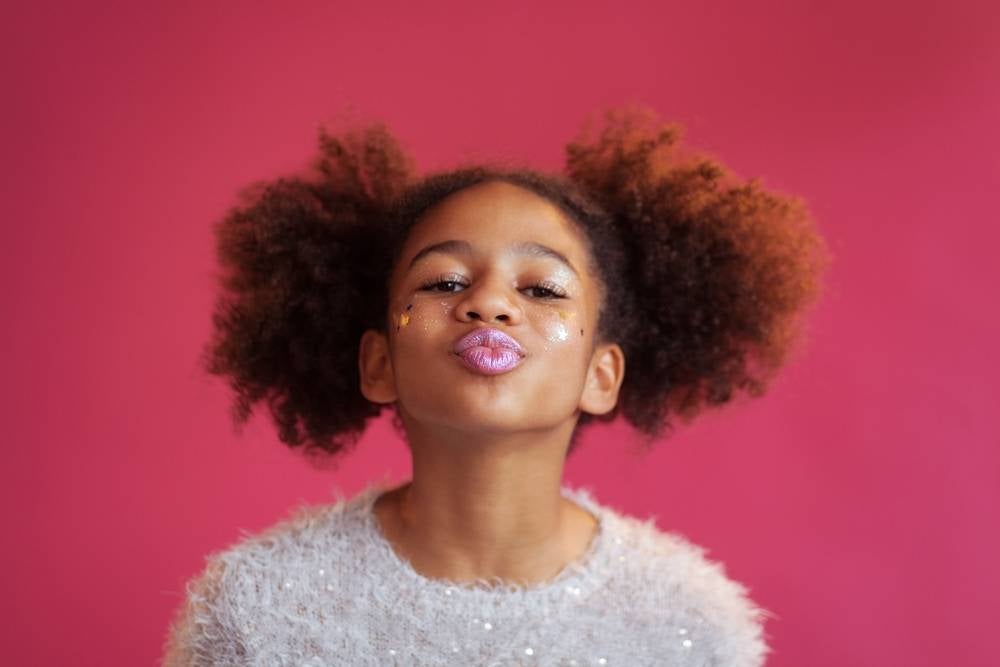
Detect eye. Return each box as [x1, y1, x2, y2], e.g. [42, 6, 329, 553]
[417, 275, 568, 299]
[419, 276, 468, 293]
[524, 282, 568, 299]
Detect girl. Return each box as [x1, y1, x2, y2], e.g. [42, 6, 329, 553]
[162, 105, 829, 665]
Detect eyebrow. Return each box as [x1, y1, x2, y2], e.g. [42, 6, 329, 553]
[406, 239, 579, 278]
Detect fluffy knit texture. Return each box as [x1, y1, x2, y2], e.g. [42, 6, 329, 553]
[162, 482, 773, 666]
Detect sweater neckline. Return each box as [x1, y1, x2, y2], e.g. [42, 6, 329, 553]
[350, 481, 617, 603]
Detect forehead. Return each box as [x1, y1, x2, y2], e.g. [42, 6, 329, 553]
[395, 180, 591, 271]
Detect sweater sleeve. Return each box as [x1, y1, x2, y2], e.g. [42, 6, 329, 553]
[161, 554, 249, 666]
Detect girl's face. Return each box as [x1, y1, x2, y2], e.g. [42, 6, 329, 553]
[359, 180, 623, 439]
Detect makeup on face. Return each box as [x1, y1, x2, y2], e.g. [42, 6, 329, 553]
[452, 327, 526, 376]
[392, 252, 589, 333]
[396, 303, 413, 331]
[538, 307, 581, 345]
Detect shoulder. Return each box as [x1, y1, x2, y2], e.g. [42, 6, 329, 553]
[198, 490, 373, 602]
[162, 493, 366, 664]
[602, 508, 774, 667]
[162, 545, 256, 665]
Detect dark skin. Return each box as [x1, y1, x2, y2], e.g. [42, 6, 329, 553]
[358, 180, 626, 588]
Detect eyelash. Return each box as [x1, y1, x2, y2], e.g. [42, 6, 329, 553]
[418, 274, 568, 299]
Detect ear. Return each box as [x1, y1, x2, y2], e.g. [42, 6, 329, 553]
[579, 342, 625, 416]
[358, 329, 398, 404]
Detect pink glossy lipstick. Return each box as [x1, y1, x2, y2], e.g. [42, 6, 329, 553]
[452, 327, 525, 375]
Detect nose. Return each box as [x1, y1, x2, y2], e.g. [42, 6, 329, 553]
[455, 276, 522, 324]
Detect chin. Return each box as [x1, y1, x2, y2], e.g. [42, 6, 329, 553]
[397, 368, 569, 431]
[403, 400, 529, 436]
[444, 404, 527, 433]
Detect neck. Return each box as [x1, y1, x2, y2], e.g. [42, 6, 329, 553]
[373, 418, 598, 588]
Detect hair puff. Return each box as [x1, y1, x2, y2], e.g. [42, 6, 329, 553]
[565, 106, 831, 446]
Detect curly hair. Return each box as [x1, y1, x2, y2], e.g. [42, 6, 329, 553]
[200, 105, 830, 467]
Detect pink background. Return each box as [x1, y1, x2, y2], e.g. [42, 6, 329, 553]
[5, 1, 997, 665]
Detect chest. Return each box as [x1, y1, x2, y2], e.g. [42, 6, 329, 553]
[234, 589, 716, 666]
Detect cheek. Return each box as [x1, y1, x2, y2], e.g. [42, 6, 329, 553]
[532, 308, 590, 390]
[394, 301, 413, 331]
[537, 308, 584, 347]
[391, 298, 454, 338]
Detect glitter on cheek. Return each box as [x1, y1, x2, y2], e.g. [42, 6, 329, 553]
[394, 298, 456, 336]
[394, 303, 415, 332]
[438, 299, 453, 313]
[542, 310, 576, 344]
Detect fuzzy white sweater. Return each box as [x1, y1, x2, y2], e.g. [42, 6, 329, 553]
[162, 483, 772, 666]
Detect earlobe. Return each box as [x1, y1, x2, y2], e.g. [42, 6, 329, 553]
[579, 342, 626, 416]
[358, 329, 398, 404]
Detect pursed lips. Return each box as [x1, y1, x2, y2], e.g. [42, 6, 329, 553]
[452, 327, 526, 356]
[451, 327, 526, 376]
